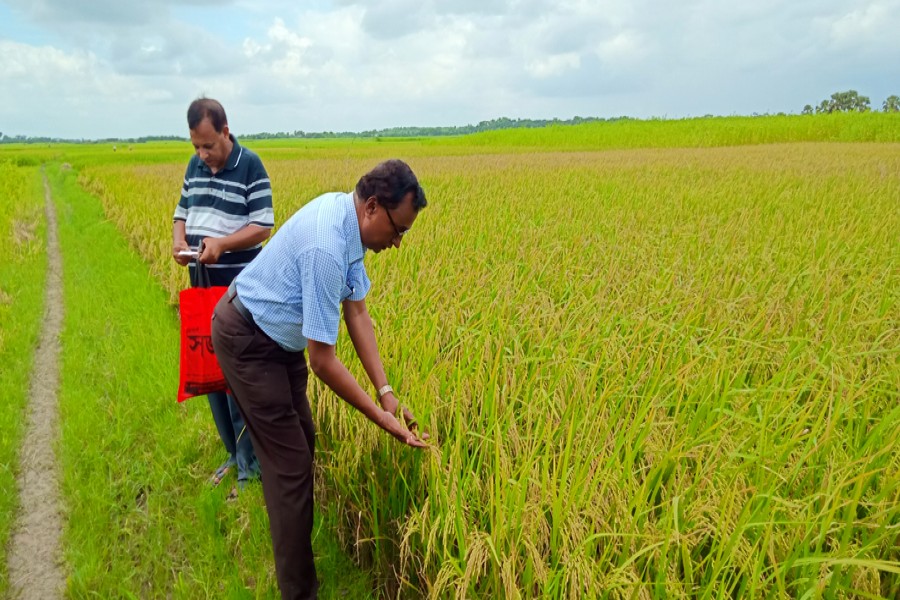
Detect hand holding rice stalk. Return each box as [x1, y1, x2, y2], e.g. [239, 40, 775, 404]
[378, 386, 430, 446]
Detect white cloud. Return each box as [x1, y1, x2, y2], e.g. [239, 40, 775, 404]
[1, 0, 898, 137]
[825, 1, 899, 47]
[0, 40, 184, 138]
[0, 40, 97, 81]
[593, 31, 647, 66]
[527, 53, 581, 78]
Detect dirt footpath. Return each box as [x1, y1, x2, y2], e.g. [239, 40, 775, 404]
[7, 172, 65, 599]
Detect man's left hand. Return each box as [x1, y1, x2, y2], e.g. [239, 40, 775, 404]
[199, 237, 225, 264]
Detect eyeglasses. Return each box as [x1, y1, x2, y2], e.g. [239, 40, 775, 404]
[382, 204, 408, 239]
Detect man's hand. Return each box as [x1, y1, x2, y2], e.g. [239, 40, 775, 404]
[379, 391, 400, 417]
[379, 392, 430, 441]
[307, 340, 431, 447]
[173, 239, 192, 266]
[199, 237, 225, 264]
[379, 410, 428, 448]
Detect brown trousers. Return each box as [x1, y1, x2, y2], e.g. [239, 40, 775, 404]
[211, 294, 318, 600]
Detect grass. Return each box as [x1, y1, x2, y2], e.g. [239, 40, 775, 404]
[0, 162, 47, 598]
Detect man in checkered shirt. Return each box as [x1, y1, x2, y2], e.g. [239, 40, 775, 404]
[211, 159, 429, 600]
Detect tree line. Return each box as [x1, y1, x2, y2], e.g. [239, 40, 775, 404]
[234, 115, 614, 141]
[802, 90, 900, 115]
[0, 116, 614, 145]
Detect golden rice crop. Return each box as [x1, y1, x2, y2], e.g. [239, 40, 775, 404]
[77, 138, 899, 598]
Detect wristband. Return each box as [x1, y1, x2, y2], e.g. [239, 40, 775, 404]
[377, 385, 394, 400]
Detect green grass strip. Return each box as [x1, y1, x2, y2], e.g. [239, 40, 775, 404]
[48, 164, 373, 598]
[0, 163, 47, 597]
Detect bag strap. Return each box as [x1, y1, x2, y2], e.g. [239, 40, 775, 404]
[189, 241, 212, 288]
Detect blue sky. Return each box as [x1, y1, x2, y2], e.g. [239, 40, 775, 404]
[1, 0, 898, 139]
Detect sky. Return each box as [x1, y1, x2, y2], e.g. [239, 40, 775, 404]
[1, 0, 898, 139]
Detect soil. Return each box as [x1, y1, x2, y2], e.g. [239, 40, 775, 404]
[7, 172, 65, 599]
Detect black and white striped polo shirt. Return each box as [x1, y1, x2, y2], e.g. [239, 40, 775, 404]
[174, 135, 274, 286]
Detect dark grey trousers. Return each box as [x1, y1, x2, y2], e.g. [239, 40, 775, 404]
[211, 294, 318, 600]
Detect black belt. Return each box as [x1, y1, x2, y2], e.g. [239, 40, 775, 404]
[226, 282, 256, 328]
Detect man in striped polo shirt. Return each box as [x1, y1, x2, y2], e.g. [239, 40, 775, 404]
[172, 97, 274, 494]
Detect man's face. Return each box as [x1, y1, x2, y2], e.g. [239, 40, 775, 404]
[362, 191, 418, 253]
[189, 118, 231, 172]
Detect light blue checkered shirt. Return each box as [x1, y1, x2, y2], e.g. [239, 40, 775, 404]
[234, 191, 370, 351]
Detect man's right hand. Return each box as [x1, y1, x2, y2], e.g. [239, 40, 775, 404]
[173, 240, 191, 266]
[379, 410, 428, 448]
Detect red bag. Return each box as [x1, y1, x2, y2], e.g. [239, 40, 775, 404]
[177, 262, 228, 402]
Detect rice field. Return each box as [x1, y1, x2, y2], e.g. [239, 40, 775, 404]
[2, 114, 899, 598]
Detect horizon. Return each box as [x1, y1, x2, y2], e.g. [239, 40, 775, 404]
[2, 106, 895, 144]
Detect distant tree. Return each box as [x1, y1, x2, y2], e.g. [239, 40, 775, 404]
[816, 90, 871, 113]
[883, 95, 900, 112]
[801, 105, 813, 115]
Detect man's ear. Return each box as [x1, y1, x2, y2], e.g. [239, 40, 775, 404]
[221, 124, 230, 138]
[365, 196, 379, 215]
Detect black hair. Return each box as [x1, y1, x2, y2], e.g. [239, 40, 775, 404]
[355, 159, 427, 211]
[187, 97, 228, 133]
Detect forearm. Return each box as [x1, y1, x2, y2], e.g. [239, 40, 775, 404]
[344, 304, 389, 393]
[308, 342, 384, 424]
[199, 225, 270, 264]
[173, 220, 187, 245]
[206, 224, 270, 253]
[172, 221, 190, 265]
[308, 334, 428, 448]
